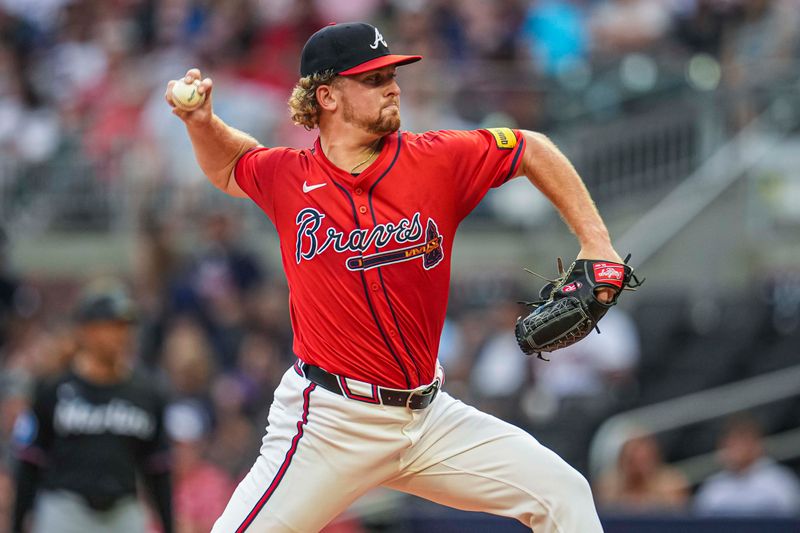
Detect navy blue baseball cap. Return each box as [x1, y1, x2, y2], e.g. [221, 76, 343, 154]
[74, 280, 137, 324]
[300, 22, 422, 77]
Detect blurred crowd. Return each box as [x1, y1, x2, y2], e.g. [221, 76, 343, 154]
[2, 0, 800, 530]
[1, 0, 798, 189]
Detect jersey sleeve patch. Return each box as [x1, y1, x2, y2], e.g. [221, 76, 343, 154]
[486, 127, 517, 150]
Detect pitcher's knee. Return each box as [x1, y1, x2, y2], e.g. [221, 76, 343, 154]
[563, 467, 595, 506]
[538, 466, 599, 529]
[521, 463, 597, 522]
[552, 463, 594, 504]
[517, 468, 600, 532]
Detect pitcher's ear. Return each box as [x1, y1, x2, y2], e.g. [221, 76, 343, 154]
[316, 84, 338, 112]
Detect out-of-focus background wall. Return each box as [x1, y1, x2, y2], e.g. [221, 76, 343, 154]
[1, 0, 800, 531]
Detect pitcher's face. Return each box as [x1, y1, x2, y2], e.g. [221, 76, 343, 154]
[336, 66, 401, 135]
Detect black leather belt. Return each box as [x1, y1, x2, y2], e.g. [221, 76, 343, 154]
[300, 363, 440, 410]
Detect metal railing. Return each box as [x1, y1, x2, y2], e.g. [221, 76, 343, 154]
[588, 364, 800, 481]
[558, 96, 705, 201]
[615, 98, 797, 267]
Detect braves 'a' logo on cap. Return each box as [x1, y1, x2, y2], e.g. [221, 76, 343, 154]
[370, 27, 388, 50]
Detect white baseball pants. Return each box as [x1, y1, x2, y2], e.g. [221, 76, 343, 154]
[212, 366, 603, 532]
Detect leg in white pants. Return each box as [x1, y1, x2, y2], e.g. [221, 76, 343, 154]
[212, 369, 411, 532]
[213, 368, 603, 532]
[384, 392, 603, 533]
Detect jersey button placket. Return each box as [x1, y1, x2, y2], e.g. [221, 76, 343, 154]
[359, 205, 368, 214]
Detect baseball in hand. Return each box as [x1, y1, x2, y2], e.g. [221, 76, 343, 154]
[171, 79, 205, 111]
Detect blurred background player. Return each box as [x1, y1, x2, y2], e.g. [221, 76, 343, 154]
[693, 414, 800, 517]
[11, 280, 173, 533]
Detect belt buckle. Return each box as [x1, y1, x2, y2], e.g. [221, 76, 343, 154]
[406, 379, 440, 410]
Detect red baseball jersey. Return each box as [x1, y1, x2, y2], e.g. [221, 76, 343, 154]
[235, 128, 525, 389]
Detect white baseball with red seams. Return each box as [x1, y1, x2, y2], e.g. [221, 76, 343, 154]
[171, 79, 205, 111]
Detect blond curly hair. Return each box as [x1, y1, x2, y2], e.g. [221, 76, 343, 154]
[288, 70, 338, 130]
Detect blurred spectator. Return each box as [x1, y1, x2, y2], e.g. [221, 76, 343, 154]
[1, 0, 73, 34]
[694, 414, 800, 516]
[245, 280, 294, 354]
[313, 0, 381, 24]
[206, 375, 258, 480]
[469, 301, 531, 419]
[2, 320, 68, 385]
[162, 317, 215, 416]
[521, 0, 590, 77]
[134, 212, 183, 369]
[595, 432, 689, 513]
[0, 226, 18, 351]
[202, 330, 279, 480]
[724, 0, 800, 68]
[46, 1, 110, 106]
[436, 316, 464, 370]
[135, 213, 181, 312]
[0, 229, 42, 367]
[455, 0, 526, 62]
[434, 309, 487, 401]
[672, 0, 736, 56]
[590, 0, 671, 56]
[166, 401, 235, 533]
[722, 0, 800, 127]
[535, 307, 640, 408]
[175, 210, 266, 370]
[230, 330, 286, 417]
[190, 211, 264, 303]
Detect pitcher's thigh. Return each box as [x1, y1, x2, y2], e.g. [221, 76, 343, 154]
[213, 375, 401, 532]
[386, 397, 603, 532]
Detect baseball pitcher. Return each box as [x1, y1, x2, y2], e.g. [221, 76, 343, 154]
[166, 22, 630, 533]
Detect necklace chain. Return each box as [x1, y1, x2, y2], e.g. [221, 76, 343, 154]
[350, 140, 381, 173]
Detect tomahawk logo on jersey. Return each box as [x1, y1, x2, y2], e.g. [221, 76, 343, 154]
[235, 128, 525, 389]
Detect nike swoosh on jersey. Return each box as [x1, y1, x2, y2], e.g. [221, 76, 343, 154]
[303, 181, 327, 193]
